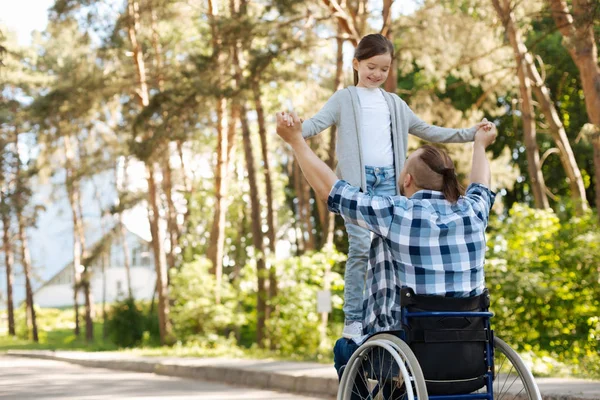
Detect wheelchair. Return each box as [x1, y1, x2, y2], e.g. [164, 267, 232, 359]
[337, 288, 542, 400]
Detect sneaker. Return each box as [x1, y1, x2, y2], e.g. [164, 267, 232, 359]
[342, 321, 363, 339]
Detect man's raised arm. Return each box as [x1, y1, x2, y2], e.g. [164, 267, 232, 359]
[470, 119, 497, 188]
[276, 111, 337, 202]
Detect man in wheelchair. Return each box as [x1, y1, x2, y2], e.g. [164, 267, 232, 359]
[277, 113, 539, 399]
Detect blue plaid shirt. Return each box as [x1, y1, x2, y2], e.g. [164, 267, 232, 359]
[327, 180, 496, 338]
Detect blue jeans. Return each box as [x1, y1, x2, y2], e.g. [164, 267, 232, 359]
[334, 337, 405, 399]
[343, 165, 397, 322]
[334, 337, 360, 380]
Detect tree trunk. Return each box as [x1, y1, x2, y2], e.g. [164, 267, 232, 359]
[252, 79, 278, 327]
[321, 0, 361, 45]
[102, 252, 108, 339]
[494, 0, 588, 213]
[161, 151, 179, 278]
[382, 0, 397, 93]
[75, 175, 94, 342]
[547, 0, 600, 218]
[17, 213, 38, 342]
[207, 0, 235, 304]
[150, 2, 179, 277]
[14, 133, 38, 342]
[1, 202, 15, 336]
[230, 0, 267, 346]
[147, 163, 173, 344]
[302, 179, 315, 251]
[127, 0, 173, 345]
[292, 162, 306, 253]
[116, 161, 133, 299]
[526, 59, 588, 212]
[492, 0, 549, 209]
[63, 134, 81, 337]
[229, 12, 267, 343]
[320, 29, 344, 248]
[82, 275, 94, 342]
[206, 96, 228, 301]
[240, 105, 267, 347]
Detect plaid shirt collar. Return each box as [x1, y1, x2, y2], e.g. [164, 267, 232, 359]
[409, 190, 446, 200]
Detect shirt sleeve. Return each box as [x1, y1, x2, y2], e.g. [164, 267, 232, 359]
[464, 183, 496, 226]
[302, 90, 341, 139]
[327, 180, 398, 238]
[401, 98, 476, 143]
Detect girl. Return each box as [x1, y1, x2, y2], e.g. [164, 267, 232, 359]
[285, 33, 485, 338]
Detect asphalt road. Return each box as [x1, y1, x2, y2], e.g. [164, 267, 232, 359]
[0, 355, 329, 400]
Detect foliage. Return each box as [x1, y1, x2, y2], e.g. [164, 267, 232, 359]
[106, 298, 146, 348]
[265, 249, 346, 358]
[169, 257, 240, 339]
[487, 204, 600, 377]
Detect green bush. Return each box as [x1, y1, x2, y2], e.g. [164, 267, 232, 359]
[169, 257, 240, 340]
[265, 249, 345, 358]
[106, 298, 145, 348]
[487, 203, 600, 377]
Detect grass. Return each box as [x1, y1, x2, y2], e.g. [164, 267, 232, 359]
[0, 323, 118, 352]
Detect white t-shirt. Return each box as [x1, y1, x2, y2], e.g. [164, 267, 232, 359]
[356, 87, 394, 167]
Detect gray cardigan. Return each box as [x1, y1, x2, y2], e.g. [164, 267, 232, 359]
[302, 86, 477, 194]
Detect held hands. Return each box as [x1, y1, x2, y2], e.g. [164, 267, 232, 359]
[474, 118, 497, 148]
[276, 111, 303, 145]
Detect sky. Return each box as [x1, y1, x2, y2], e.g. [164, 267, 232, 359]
[1, 0, 55, 45]
[2, 0, 419, 46]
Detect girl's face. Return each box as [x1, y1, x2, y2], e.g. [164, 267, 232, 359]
[353, 53, 392, 88]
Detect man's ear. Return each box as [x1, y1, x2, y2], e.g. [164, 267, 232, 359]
[404, 173, 412, 188]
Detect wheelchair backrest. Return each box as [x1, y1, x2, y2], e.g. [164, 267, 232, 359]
[399, 287, 493, 395]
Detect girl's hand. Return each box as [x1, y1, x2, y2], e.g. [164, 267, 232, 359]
[280, 111, 303, 127]
[473, 118, 493, 132]
[474, 119, 497, 148]
[276, 111, 303, 144]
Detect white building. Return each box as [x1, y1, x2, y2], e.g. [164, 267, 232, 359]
[34, 226, 156, 308]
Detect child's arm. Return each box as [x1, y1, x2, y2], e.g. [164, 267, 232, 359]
[405, 103, 486, 143]
[301, 90, 342, 139]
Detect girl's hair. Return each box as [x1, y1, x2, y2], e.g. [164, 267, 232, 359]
[411, 145, 464, 203]
[353, 34, 394, 85]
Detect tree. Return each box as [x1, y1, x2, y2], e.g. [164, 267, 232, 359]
[125, 0, 173, 345]
[0, 131, 16, 336]
[492, 0, 549, 208]
[206, 0, 234, 302]
[13, 129, 39, 343]
[29, 17, 108, 340]
[547, 0, 600, 218]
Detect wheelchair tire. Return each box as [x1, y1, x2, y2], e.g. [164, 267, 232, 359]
[486, 337, 542, 400]
[338, 334, 428, 400]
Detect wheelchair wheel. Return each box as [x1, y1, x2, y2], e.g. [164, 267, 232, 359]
[475, 337, 542, 400]
[338, 334, 428, 400]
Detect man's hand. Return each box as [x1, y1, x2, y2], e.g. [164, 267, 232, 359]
[274, 112, 337, 202]
[474, 118, 497, 148]
[276, 111, 303, 145]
